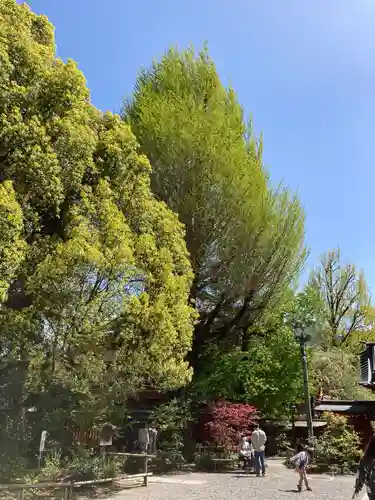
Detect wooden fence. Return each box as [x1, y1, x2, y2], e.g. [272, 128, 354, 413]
[0, 453, 156, 499]
[0, 475, 153, 500]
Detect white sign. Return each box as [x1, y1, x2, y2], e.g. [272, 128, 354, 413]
[39, 430, 47, 452]
[99, 436, 112, 447]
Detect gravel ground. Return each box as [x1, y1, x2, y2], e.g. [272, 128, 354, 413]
[105, 460, 362, 500]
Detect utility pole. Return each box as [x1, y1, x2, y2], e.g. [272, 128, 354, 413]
[294, 324, 314, 440]
[299, 341, 314, 439]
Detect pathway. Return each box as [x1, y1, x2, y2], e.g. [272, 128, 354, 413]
[106, 460, 358, 500]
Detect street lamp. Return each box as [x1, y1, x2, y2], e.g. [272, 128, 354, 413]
[290, 404, 297, 445]
[294, 324, 314, 439]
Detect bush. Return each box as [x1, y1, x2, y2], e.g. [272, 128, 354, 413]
[101, 456, 123, 478]
[0, 412, 32, 482]
[37, 451, 64, 482]
[67, 453, 102, 481]
[123, 456, 142, 475]
[67, 451, 122, 481]
[36, 449, 123, 483]
[194, 452, 216, 472]
[312, 413, 361, 473]
[205, 401, 257, 453]
[153, 449, 185, 473]
[274, 432, 294, 456]
[150, 398, 193, 471]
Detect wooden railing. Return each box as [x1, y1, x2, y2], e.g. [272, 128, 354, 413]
[0, 453, 156, 499]
[107, 453, 155, 487]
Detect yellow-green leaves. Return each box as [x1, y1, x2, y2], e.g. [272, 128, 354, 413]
[309, 249, 370, 346]
[125, 46, 306, 360]
[0, 110, 63, 211]
[0, 181, 25, 301]
[0, 0, 96, 229]
[0, 0, 195, 430]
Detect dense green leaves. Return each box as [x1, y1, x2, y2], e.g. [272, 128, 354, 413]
[0, 0, 371, 462]
[312, 413, 361, 472]
[305, 249, 372, 401]
[0, 0, 195, 449]
[0, 181, 25, 301]
[125, 46, 306, 364]
[310, 347, 374, 400]
[192, 326, 303, 418]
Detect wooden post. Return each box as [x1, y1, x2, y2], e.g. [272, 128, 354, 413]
[143, 455, 148, 487]
[62, 484, 69, 500]
[19, 488, 24, 500]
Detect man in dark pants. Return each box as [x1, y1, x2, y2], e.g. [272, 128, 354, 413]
[251, 424, 267, 477]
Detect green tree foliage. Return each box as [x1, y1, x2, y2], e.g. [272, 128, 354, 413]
[150, 398, 193, 470]
[302, 251, 374, 403]
[125, 47, 306, 364]
[310, 347, 374, 400]
[192, 324, 303, 418]
[346, 306, 375, 351]
[309, 249, 370, 346]
[312, 413, 361, 473]
[191, 285, 333, 418]
[0, 181, 25, 302]
[0, 0, 195, 455]
[289, 286, 325, 331]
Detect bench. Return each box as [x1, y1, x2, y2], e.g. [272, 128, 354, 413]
[211, 458, 236, 471]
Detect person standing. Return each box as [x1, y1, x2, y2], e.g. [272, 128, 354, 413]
[138, 425, 150, 453]
[251, 424, 267, 477]
[290, 444, 312, 492]
[353, 434, 375, 499]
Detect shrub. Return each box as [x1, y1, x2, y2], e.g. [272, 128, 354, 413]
[37, 451, 64, 482]
[37, 449, 124, 482]
[151, 398, 192, 446]
[312, 413, 361, 473]
[0, 412, 32, 482]
[205, 401, 257, 453]
[66, 450, 122, 481]
[150, 397, 193, 470]
[194, 452, 216, 472]
[153, 449, 185, 473]
[123, 456, 142, 475]
[67, 453, 102, 481]
[101, 456, 123, 478]
[275, 432, 294, 456]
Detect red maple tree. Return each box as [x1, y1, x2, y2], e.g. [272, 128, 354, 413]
[205, 401, 258, 451]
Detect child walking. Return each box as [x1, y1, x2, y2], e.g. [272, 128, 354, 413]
[290, 444, 312, 492]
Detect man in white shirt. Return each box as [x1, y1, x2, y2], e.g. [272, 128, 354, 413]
[251, 424, 267, 476]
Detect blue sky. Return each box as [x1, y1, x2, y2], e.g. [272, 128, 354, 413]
[27, 0, 375, 291]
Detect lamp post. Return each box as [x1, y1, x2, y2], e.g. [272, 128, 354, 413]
[290, 404, 296, 445]
[294, 324, 314, 439]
